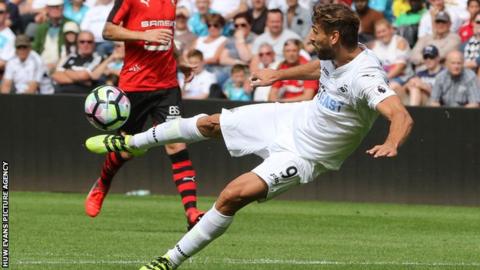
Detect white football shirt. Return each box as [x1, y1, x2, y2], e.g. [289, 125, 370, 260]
[291, 47, 396, 170]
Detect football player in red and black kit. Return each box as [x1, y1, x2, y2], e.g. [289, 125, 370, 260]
[85, 0, 204, 229]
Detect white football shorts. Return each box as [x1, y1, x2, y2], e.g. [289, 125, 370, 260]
[219, 102, 328, 200]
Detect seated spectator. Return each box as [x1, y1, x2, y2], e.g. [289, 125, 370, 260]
[193, 14, 228, 84]
[219, 12, 256, 66]
[1, 35, 53, 94]
[417, 0, 463, 39]
[51, 31, 103, 94]
[60, 21, 79, 59]
[352, 0, 384, 43]
[394, 0, 426, 48]
[462, 11, 480, 71]
[182, 50, 216, 99]
[268, 39, 318, 102]
[403, 45, 443, 105]
[249, 43, 279, 101]
[188, 0, 216, 37]
[32, 0, 72, 73]
[223, 64, 252, 101]
[90, 41, 124, 86]
[252, 9, 301, 62]
[458, 0, 480, 42]
[410, 11, 461, 70]
[80, 0, 114, 57]
[0, 1, 15, 74]
[247, 0, 268, 35]
[210, 0, 247, 21]
[285, 0, 312, 39]
[63, 0, 89, 25]
[431, 50, 480, 107]
[175, 7, 196, 56]
[371, 19, 412, 94]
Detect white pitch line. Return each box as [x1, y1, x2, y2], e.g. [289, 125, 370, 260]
[14, 258, 480, 267]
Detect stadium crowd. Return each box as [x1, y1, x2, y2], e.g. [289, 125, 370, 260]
[0, 0, 479, 107]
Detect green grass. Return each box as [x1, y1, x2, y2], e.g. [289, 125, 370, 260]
[11, 192, 480, 270]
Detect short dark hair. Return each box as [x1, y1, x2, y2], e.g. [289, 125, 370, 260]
[467, 0, 480, 7]
[267, 8, 283, 19]
[313, 4, 359, 49]
[233, 12, 253, 25]
[231, 64, 249, 74]
[205, 13, 226, 27]
[187, 49, 204, 60]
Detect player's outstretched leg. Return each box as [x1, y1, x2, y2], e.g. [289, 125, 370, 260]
[85, 114, 220, 155]
[85, 152, 129, 217]
[139, 172, 268, 270]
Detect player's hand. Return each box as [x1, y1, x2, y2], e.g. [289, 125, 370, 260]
[250, 68, 278, 88]
[179, 62, 196, 83]
[143, 29, 173, 44]
[366, 143, 398, 158]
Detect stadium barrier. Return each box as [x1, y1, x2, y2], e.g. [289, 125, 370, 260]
[1, 94, 479, 205]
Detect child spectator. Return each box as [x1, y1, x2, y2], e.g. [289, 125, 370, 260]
[182, 49, 216, 99]
[223, 64, 251, 101]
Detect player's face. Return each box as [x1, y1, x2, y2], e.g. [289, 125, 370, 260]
[309, 24, 335, 60]
[283, 43, 300, 64]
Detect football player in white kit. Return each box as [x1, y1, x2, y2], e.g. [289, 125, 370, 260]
[85, 4, 413, 270]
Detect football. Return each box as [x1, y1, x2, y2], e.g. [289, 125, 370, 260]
[84, 85, 130, 131]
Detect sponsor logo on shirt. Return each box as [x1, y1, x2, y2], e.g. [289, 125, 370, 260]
[141, 20, 175, 28]
[316, 90, 344, 112]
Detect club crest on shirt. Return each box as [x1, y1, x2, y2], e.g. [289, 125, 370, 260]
[377, 85, 386, 93]
[338, 84, 348, 93]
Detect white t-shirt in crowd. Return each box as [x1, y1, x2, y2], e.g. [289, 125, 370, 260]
[194, 36, 227, 60]
[0, 27, 15, 62]
[289, 47, 396, 170]
[183, 69, 216, 99]
[252, 29, 301, 62]
[4, 50, 53, 94]
[80, 1, 114, 42]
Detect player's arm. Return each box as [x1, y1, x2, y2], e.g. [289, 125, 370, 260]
[251, 59, 320, 87]
[103, 22, 172, 43]
[366, 95, 414, 158]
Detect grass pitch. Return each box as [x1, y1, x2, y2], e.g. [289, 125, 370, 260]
[12, 192, 480, 270]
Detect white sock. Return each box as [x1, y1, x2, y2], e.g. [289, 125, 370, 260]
[166, 205, 233, 267]
[129, 114, 208, 149]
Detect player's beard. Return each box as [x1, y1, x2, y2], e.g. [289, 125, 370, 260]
[315, 46, 335, 60]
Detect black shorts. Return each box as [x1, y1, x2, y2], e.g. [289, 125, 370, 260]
[120, 88, 183, 134]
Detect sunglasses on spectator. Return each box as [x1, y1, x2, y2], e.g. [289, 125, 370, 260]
[0, 10, 6, 14]
[234, 23, 248, 28]
[259, 52, 273, 57]
[79, 40, 94, 44]
[207, 24, 221, 28]
[16, 45, 29, 49]
[423, 55, 437, 59]
[475, 20, 480, 24]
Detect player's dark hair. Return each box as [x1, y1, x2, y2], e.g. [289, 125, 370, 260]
[233, 12, 253, 25]
[231, 64, 249, 74]
[205, 13, 226, 27]
[187, 49, 204, 60]
[313, 4, 359, 49]
[267, 8, 284, 19]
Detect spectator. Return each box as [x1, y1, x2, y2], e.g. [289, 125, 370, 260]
[371, 19, 412, 94]
[352, 0, 385, 43]
[247, 0, 268, 35]
[251, 9, 301, 62]
[188, 0, 216, 37]
[193, 13, 228, 83]
[182, 49, 216, 99]
[219, 12, 256, 66]
[64, 0, 89, 25]
[32, 0, 72, 73]
[210, 0, 247, 21]
[284, 0, 312, 39]
[6, 0, 22, 34]
[80, 0, 114, 56]
[394, 0, 426, 47]
[417, 0, 463, 39]
[60, 21, 79, 59]
[458, 0, 480, 42]
[411, 11, 461, 69]
[175, 7, 196, 56]
[0, 1, 15, 74]
[1, 35, 53, 94]
[269, 39, 318, 102]
[404, 45, 444, 105]
[249, 43, 278, 101]
[462, 11, 480, 71]
[90, 41, 124, 86]
[223, 64, 252, 101]
[51, 31, 103, 94]
[431, 50, 480, 107]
